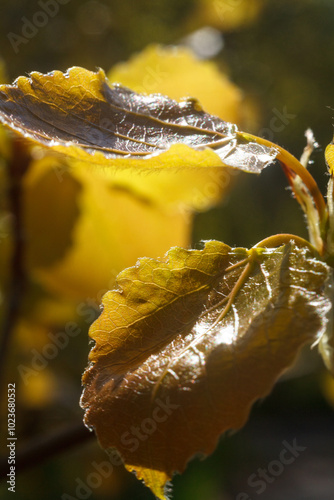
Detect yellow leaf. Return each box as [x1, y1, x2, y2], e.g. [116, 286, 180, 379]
[190, 0, 265, 32]
[81, 241, 331, 498]
[23, 155, 82, 268]
[325, 140, 334, 175]
[107, 44, 247, 211]
[0, 64, 276, 300]
[108, 44, 242, 123]
[77, 152, 235, 213]
[25, 158, 192, 300]
[0, 66, 277, 173]
[0, 64, 277, 215]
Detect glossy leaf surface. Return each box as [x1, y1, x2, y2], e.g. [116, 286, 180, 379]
[0, 67, 277, 172]
[81, 241, 331, 499]
[108, 44, 242, 122]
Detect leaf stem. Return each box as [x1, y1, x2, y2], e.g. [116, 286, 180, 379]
[237, 131, 328, 235]
[151, 252, 258, 401]
[253, 233, 317, 253]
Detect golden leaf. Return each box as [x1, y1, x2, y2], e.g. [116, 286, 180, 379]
[81, 241, 331, 498]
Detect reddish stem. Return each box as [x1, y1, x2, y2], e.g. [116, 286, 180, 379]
[238, 131, 328, 226]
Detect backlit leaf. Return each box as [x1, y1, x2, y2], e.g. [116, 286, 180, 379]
[26, 159, 192, 300]
[106, 44, 244, 211]
[80, 240, 331, 499]
[325, 138, 334, 175]
[108, 44, 242, 122]
[0, 66, 277, 173]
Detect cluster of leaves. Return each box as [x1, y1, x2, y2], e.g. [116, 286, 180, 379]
[0, 45, 254, 495]
[0, 46, 333, 499]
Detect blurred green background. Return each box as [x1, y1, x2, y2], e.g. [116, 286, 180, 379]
[1, 1, 334, 499]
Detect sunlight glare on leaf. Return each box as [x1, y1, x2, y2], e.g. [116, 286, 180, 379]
[81, 240, 331, 499]
[0, 66, 277, 173]
[108, 44, 242, 122]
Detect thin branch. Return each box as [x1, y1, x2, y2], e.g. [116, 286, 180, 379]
[0, 137, 30, 386]
[0, 421, 94, 479]
[237, 130, 327, 223]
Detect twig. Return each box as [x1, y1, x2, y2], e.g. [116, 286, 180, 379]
[299, 128, 319, 168]
[0, 421, 94, 479]
[0, 137, 30, 386]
